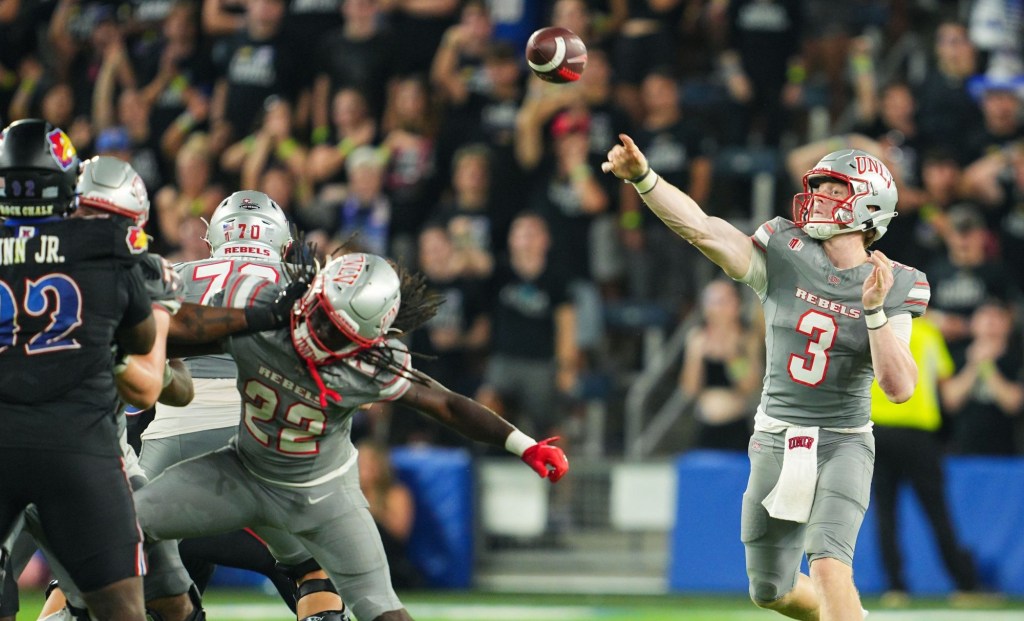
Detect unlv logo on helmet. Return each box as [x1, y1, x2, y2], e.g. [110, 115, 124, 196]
[853, 156, 893, 188]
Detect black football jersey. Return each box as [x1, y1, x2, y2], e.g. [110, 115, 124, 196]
[0, 218, 152, 456]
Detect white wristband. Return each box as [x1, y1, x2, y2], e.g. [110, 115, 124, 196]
[865, 307, 887, 330]
[504, 429, 537, 457]
[631, 169, 659, 194]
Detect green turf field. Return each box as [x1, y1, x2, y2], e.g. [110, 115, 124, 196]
[15, 588, 1024, 620]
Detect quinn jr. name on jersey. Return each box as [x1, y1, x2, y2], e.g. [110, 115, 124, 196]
[794, 287, 862, 319]
[0, 236, 64, 264]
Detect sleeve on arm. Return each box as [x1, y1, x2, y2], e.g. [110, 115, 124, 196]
[892, 270, 930, 318]
[888, 313, 912, 346]
[737, 247, 768, 300]
[750, 217, 782, 254]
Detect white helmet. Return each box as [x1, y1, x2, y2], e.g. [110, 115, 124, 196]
[792, 149, 898, 243]
[291, 253, 401, 365]
[76, 156, 150, 226]
[205, 190, 292, 260]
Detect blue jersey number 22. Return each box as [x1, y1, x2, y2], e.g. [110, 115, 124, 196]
[0, 274, 83, 354]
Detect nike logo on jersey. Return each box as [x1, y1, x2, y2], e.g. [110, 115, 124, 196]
[308, 492, 335, 505]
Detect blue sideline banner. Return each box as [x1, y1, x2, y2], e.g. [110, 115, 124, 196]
[670, 451, 1024, 595]
[391, 446, 475, 588]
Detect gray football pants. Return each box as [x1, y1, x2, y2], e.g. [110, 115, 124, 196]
[741, 429, 875, 603]
[135, 446, 403, 621]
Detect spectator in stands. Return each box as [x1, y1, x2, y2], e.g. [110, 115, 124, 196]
[963, 142, 1024, 294]
[134, 0, 213, 141]
[926, 204, 1020, 365]
[962, 66, 1024, 164]
[308, 87, 379, 185]
[435, 144, 497, 280]
[942, 298, 1024, 455]
[718, 0, 805, 147]
[153, 132, 223, 253]
[849, 67, 924, 190]
[914, 20, 983, 159]
[221, 96, 307, 194]
[201, 0, 247, 38]
[380, 75, 442, 265]
[967, 0, 1023, 74]
[93, 59, 165, 189]
[610, 0, 679, 124]
[476, 211, 579, 441]
[430, 0, 494, 107]
[874, 147, 964, 271]
[870, 314, 981, 606]
[309, 145, 392, 256]
[49, 1, 136, 119]
[312, 0, 396, 131]
[620, 66, 712, 312]
[356, 439, 423, 589]
[208, 0, 306, 154]
[380, 0, 461, 78]
[436, 41, 526, 251]
[680, 279, 762, 451]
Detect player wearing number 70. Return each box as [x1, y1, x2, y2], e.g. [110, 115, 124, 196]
[134, 251, 569, 621]
[603, 135, 927, 621]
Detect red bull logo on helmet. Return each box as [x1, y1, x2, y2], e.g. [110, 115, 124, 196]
[125, 225, 149, 254]
[46, 128, 77, 171]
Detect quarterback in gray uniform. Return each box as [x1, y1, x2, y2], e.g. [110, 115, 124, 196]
[604, 136, 925, 621]
[135, 252, 570, 621]
[140, 190, 344, 619]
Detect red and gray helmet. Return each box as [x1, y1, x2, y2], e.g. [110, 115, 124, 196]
[204, 190, 292, 260]
[792, 149, 898, 243]
[290, 253, 401, 365]
[76, 156, 150, 226]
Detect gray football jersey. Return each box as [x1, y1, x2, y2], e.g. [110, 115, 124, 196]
[218, 274, 413, 486]
[174, 255, 286, 378]
[750, 217, 929, 428]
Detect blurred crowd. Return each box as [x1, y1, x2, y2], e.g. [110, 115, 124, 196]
[2, 0, 1023, 455]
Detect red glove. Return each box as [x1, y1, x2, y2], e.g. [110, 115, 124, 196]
[521, 436, 569, 483]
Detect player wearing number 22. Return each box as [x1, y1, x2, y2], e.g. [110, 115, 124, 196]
[135, 251, 569, 621]
[604, 135, 928, 620]
[0, 119, 154, 620]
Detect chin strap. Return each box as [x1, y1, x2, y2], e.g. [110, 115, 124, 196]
[305, 358, 341, 408]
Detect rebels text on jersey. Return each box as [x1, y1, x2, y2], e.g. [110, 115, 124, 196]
[749, 217, 929, 428]
[0, 218, 151, 455]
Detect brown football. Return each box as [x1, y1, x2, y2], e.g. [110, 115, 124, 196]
[525, 26, 587, 84]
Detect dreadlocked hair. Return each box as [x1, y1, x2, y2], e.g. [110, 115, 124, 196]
[389, 260, 444, 335]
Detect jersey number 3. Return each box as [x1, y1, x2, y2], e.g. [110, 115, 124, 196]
[788, 310, 837, 387]
[0, 274, 83, 355]
[243, 379, 327, 454]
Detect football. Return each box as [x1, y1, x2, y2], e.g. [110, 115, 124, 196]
[525, 26, 587, 83]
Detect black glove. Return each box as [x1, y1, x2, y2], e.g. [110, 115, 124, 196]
[243, 278, 310, 332]
[140, 253, 185, 314]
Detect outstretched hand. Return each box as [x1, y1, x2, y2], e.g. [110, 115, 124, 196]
[521, 436, 569, 483]
[601, 134, 649, 181]
[862, 250, 894, 310]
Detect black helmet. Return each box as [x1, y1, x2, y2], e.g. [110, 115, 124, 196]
[0, 119, 80, 219]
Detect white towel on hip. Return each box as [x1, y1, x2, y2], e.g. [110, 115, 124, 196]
[762, 426, 820, 523]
